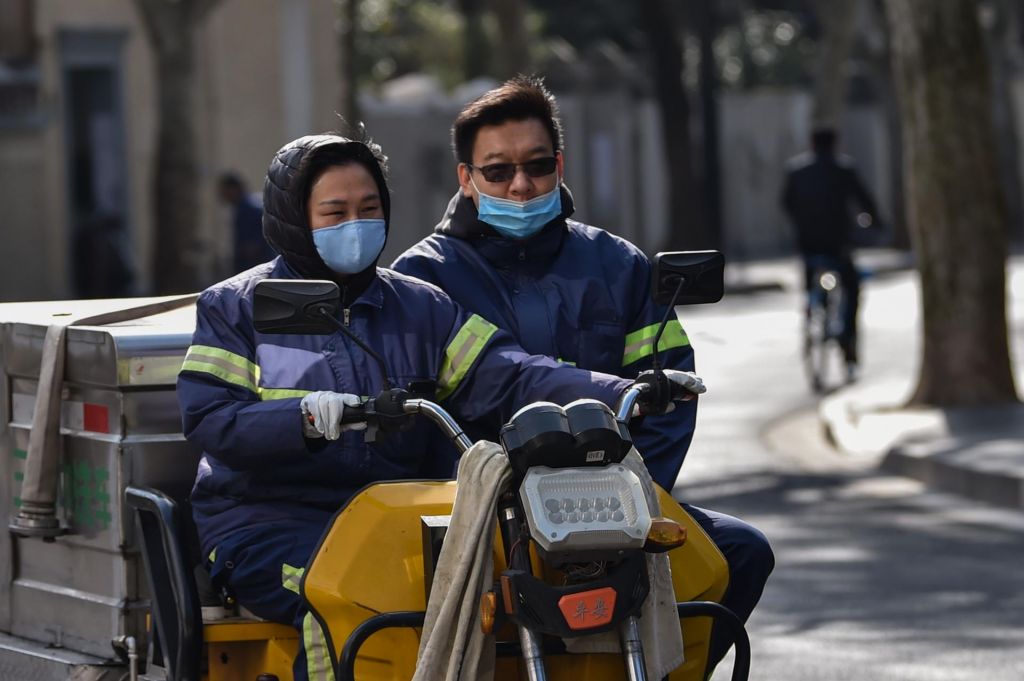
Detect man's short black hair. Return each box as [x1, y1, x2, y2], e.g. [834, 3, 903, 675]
[452, 75, 564, 164]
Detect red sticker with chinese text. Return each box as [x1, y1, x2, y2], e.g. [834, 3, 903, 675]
[558, 587, 617, 630]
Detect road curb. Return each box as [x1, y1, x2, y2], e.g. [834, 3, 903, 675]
[881, 440, 1024, 510]
[821, 388, 1024, 511]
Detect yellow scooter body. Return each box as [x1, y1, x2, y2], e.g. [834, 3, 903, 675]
[302, 480, 728, 680]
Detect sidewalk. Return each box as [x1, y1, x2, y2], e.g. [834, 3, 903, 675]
[820, 378, 1024, 510]
[820, 255, 1024, 510]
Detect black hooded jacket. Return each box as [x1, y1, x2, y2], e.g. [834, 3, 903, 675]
[261, 134, 390, 304]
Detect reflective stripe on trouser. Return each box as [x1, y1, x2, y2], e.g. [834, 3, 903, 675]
[203, 512, 334, 681]
[437, 314, 499, 400]
[279, 564, 333, 680]
[302, 611, 335, 681]
[622, 319, 689, 366]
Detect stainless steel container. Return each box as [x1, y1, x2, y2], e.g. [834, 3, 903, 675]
[1, 299, 200, 662]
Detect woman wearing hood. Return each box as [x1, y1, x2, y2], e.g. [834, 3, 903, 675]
[176, 134, 701, 680]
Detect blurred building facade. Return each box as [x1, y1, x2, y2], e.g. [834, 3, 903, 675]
[0, 0, 343, 301]
[1, 1, 1022, 301]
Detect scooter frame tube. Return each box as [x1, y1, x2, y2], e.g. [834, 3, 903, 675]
[404, 399, 473, 453]
[498, 492, 549, 681]
[619, 615, 649, 681]
[616, 384, 650, 423]
[338, 611, 426, 681]
[676, 602, 750, 681]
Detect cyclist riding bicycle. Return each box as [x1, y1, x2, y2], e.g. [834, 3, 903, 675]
[781, 127, 880, 380]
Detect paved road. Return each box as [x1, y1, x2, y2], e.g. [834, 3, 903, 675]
[672, 263, 1024, 680]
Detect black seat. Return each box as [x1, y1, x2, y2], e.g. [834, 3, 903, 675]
[125, 486, 203, 681]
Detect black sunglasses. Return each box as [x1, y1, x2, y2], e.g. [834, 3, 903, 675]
[466, 156, 558, 183]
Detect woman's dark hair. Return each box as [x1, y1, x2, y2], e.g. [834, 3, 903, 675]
[452, 75, 564, 164]
[296, 134, 390, 215]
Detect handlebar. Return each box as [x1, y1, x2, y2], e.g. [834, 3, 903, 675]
[304, 401, 368, 426]
[308, 391, 472, 455]
[315, 368, 693, 453]
[403, 399, 473, 454]
[627, 369, 693, 418]
[340, 402, 367, 424]
[616, 384, 650, 422]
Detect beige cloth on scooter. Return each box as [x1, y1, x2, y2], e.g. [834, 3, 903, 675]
[413, 440, 511, 681]
[413, 443, 684, 680]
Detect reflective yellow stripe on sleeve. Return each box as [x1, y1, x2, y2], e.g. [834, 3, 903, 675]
[258, 387, 313, 401]
[180, 344, 259, 393]
[437, 314, 499, 401]
[622, 319, 690, 366]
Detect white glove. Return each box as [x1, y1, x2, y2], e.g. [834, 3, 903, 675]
[665, 369, 706, 400]
[300, 391, 366, 440]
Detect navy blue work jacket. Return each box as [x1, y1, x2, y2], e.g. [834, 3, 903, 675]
[177, 257, 630, 554]
[392, 191, 697, 490]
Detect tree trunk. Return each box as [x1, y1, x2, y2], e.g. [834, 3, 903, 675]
[641, 0, 707, 251]
[984, 0, 1024, 244]
[695, 0, 721, 250]
[459, 0, 490, 80]
[135, 0, 219, 294]
[490, 0, 529, 78]
[338, 0, 360, 127]
[869, 0, 910, 249]
[811, 0, 859, 128]
[884, 0, 1018, 405]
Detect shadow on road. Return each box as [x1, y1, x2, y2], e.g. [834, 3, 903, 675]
[677, 468, 1024, 651]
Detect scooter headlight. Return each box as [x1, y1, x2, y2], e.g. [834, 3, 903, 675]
[519, 464, 652, 556]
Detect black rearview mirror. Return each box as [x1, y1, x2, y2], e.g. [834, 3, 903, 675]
[253, 279, 340, 335]
[652, 251, 725, 306]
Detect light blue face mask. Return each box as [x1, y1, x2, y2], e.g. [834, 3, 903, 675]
[472, 177, 562, 240]
[312, 218, 386, 275]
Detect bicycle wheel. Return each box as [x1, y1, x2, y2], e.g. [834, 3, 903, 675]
[804, 284, 846, 393]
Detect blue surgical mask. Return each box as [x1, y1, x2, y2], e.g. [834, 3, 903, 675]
[472, 177, 562, 240]
[312, 218, 386, 274]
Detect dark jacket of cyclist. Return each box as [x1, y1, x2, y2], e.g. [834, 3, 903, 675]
[781, 130, 878, 258]
[781, 128, 878, 364]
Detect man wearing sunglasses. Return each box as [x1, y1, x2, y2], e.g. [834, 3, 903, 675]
[392, 76, 772, 675]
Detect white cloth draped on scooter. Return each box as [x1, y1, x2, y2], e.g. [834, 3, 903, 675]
[413, 442, 684, 681]
[413, 440, 509, 681]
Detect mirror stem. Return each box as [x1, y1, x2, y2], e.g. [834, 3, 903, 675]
[651, 277, 686, 371]
[313, 306, 394, 389]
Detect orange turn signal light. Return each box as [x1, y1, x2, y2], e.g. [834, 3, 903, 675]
[479, 591, 497, 634]
[644, 517, 687, 553]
